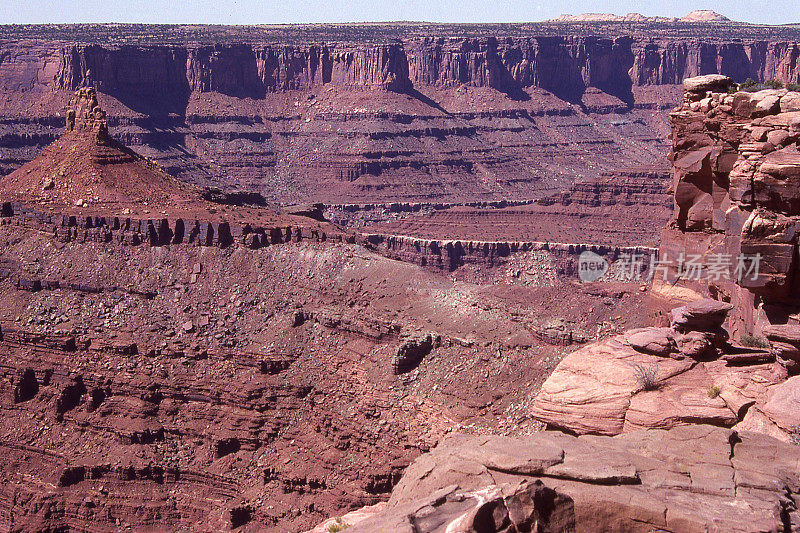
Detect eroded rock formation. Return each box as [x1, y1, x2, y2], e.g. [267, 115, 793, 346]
[651, 75, 800, 339]
[530, 298, 800, 444]
[311, 425, 800, 532]
[2, 23, 799, 205]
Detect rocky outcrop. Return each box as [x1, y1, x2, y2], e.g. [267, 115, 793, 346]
[528, 299, 800, 440]
[0, 87, 210, 211]
[340, 480, 575, 533]
[64, 86, 109, 138]
[321, 425, 800, 532]
[529, 332, 775, 436]
[650, 76, 800, 338]
[763, 324, 800, 372]
[365, 233, 656, 272]
[2, 203, 343, 251]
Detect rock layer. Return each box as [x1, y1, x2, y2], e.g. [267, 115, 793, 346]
[651, 77, 800, 338]
[4, 23, 800, 204]
[321, 425, 800, 532]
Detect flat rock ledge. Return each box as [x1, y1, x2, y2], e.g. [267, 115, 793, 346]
[310, 425, 800, 532]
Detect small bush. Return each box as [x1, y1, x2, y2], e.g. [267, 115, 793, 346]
[707, 385, 722, 399]
[765, 79, 784, 90]
[739, 78, 759, 91]
[740, 334, 769, 349]
[791, 425, 800, 446]
[328, 517, 352, 533]
[787, 82, 800, 92]
[632, 363, 659, 391]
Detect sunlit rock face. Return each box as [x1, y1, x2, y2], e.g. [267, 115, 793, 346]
[651, 75, 800, 338]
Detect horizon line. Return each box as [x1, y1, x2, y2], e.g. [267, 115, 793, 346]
[2, 19, 799, 27]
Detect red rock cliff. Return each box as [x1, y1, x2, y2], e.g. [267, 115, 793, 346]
[651, 74, 800, 337]
[20, 37, 798, 106]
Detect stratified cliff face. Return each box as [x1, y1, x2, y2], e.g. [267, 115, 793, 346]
[56, 43, 411, 103]
[1, 25, 799, 204]
[651, 75, 800, 337]
[49, 38, 800, 102]
[630, 40, 800, 86]
[405, 36, 635, 101]
[55, 45, 191, 114]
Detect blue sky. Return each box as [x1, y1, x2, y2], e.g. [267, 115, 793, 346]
[2, 0, 797, 26]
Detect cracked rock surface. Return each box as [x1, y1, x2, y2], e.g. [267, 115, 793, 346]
[324, 425, 800, 532]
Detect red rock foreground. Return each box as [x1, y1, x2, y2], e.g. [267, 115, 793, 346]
[310, 425, 800, 532]
[531, 299, 800, 442]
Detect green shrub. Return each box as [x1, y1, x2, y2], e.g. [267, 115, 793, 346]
[707, 385, 722, 399]
[787, 82, 800, 92]
[792, 425, 800, 446]
[328, 517, 352, 532]
[765, 79, 784, 90]
[740, 334, 769, 349]
[739, 78, 759, 91]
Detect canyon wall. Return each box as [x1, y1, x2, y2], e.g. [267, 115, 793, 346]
[54, 43, 411, 105]
[35, 38, 800, 102]
[0, 202, 346, 252]
[1, 26, 799, 205]
[650, 75, 800, 337]
[365, 232, 656, 273]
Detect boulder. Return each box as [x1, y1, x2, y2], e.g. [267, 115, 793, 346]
[360, 426, 800, 532]
[625, 327, 676, 357]
[758, 145, 800, 178]
[722, 350, 774, 365]
[753, 93, 782, 117]
[763, 324, 800, 372]
[529, 335, 732, 435]
[749, 125, 770, 141]
[683, 75, 733, 93]
[781, 91, 800, 112]
[622, 364, 739, 432]
[392, 333, 433, 374]
[673, 330, 716, 358]
[759, 375, 800, 433]
[670, 299, 734, 331]
[766, 128, 791, 147]
[732, 90, 786, 117]
[763, 324, 800, 345]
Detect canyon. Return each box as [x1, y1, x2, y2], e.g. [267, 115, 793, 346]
[2, 18, 800, 533]
[0, 84, 651, 531]
[308, 78, 800, 531]
[2, 21, 799, 213]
